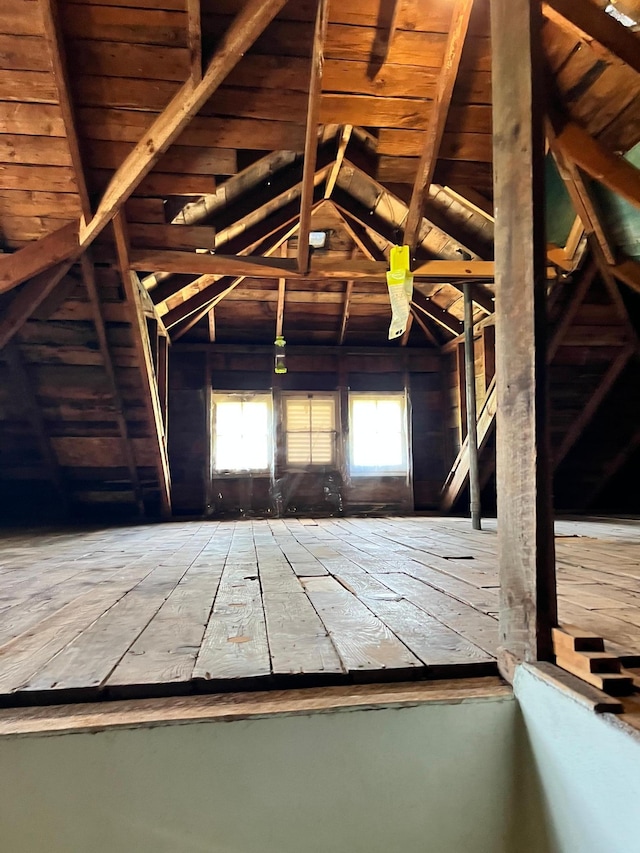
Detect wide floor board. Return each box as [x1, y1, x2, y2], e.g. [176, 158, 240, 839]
[0, 516, 638, 704]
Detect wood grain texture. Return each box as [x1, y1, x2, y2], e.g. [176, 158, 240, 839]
[0, 517, 637, 703]
[492, 0, 557, 663]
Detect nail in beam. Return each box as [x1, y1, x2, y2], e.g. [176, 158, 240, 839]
[491, 0, 557, 669]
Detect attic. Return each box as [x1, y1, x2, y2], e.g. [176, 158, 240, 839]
[1, 0, 640, 851]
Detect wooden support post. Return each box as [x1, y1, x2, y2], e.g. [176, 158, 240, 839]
[463, 283, 481, 529]
[492, 0, 557, 668]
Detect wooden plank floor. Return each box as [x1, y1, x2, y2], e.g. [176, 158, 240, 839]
[0, 516, 639, 704]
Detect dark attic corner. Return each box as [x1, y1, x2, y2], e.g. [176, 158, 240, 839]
[1, 0, 640, 851]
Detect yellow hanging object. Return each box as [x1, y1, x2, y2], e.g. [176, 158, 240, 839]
[386, 245, 413, 340]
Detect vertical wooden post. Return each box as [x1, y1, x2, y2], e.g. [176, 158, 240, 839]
[463, 283, 481, 530]
[491, 0, 557, 667]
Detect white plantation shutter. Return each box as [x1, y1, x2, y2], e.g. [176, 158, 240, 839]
[284, 395, 336, 466]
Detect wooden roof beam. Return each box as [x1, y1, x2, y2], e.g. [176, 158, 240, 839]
[186, 0, 202, 84]
[325, 125, 353, 199]
[548, 127, 617, 263]
[113, 214, 171, 518]
[167, 221, 301, 334]
[411, 290, 463, 336]
[132, 252, 497, 282]
[399, 313, 414, 347]
[83, 0, 291, 246]
[298, 0, 329, 274]
[0, 0, 289, 293]
[0, 262, 73, 351]
[40, 0, 92, 222]
[553, 120, 640, 213]
[276, 244, 287, 339]
[403, 0, 475, 253]
[337, 280, 354, 345]
[543, 0, 640, 74]
[407, 307, 440, 347]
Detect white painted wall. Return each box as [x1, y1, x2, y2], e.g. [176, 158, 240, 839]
[0, 694, 521, 853]
[5, 669, 639, 853]
[514, 664, 640, 853]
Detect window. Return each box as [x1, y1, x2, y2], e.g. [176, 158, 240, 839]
[349, 393, 408, 475]
[212, 393, 272, 473]
[309, 230, 329, 249]
[284, 394, 337, 467]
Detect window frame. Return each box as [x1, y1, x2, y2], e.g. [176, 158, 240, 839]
[348, 391, 409, 477]
[211, 391, 273, 476]
[281, 391, 339, 470]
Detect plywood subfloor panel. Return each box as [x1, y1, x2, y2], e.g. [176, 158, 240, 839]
[0, 516, 639, 704]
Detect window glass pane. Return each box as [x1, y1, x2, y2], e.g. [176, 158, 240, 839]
[213, 396, 270, 471]
[350, 396, 406, 472]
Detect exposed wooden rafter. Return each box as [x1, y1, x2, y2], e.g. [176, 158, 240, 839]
[411, 290, 463, 336]
[547, 122, 616, 264]
[113, 213, 171, 517]
[131, 252, 497, 282]
[325, 125, 353, 200]
[403, 0, 475, 253]
[298, 0, 330, 274]
[408, 307, 440, 347]
[553, 120, 640, 213]
[0, 0, 290, 293]
[0, 262, 73, 351]
[276, 244, 287, 339]
[168, 221, 301, 335]
[337, 280, 354, 346]
[40, 0, 92, 222]
[186, 0, 202, 84]
[543, 0, 640, 74]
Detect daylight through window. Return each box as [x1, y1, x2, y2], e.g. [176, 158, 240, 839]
[212, 394, 271, 472]
[349, 394, 408, 475]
